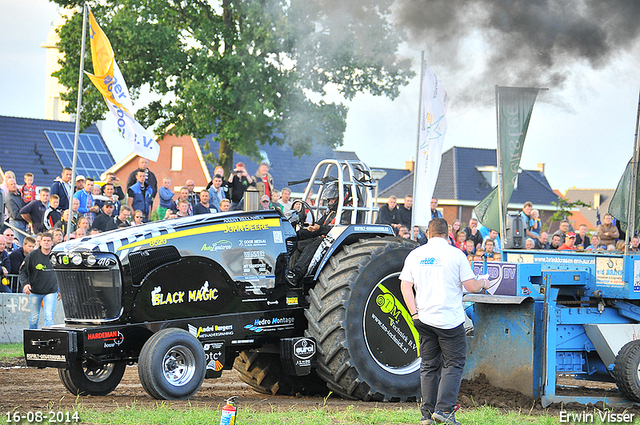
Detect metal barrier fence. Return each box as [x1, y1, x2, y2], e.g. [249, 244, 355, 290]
[0, 293, 65, 344]
[1, 274, 20, 293]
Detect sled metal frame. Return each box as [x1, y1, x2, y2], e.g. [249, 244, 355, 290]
[465, 251, 640, 407]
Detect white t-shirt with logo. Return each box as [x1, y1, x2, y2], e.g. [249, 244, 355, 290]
[399, 237, 475, 329]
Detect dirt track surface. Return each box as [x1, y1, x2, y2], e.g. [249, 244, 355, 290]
[1, 357, 638, 417]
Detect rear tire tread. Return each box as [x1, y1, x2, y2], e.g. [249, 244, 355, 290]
[233, 350, 328, 396]
[305, 236, 419, 401]
[614, 340, 640, 402]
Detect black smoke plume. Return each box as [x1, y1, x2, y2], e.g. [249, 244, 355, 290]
[395, 0, 640, 106]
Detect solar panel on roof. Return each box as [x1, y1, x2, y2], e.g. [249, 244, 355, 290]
[44, 131, 115, 180]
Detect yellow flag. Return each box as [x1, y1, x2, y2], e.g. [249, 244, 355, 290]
[84, 9, 161, 161]
[88, 11, 113, 76]
[86, 11, 131, 115]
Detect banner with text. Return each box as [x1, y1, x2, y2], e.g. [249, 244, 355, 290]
[474, 86, 540, 231]
[86, 10, 160, 161]
[413, 61, 448, 228]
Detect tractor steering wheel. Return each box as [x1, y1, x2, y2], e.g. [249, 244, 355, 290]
[290, 200, 316, 230]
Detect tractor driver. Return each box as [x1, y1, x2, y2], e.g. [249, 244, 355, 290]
[286, 182, 351, 285]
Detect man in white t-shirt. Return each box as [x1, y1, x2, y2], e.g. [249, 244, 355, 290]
[278, 187, 294, 214]
[400, 218, 488, 425]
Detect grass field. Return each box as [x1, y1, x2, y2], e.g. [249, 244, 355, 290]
[34, 404, 569, 425]
[0, 343, 22, 360]
[2, 343, 637, 424]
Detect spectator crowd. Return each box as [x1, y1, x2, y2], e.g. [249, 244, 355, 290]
[1, 157, 638, 323]
[0, 158, 306, 295]
[375, 196, 639, 265]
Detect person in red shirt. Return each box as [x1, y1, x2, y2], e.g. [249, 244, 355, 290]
[558, 231, 577, 251]
[21, 172, 36, 203]
[454, 231, 466, 251]
[254, 162, 274, 200]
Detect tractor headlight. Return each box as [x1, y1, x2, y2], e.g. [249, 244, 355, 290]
[85, 254, 97, 266]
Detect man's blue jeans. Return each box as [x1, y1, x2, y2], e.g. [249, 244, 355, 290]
[28, 292, 57, 329]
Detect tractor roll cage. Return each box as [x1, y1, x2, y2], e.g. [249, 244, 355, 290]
[302, 160, 379, 225]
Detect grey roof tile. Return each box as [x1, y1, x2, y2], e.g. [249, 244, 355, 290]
[379, 146, 558, 206]
[198, 137, 359, 192]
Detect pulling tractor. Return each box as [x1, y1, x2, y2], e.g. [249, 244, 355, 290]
[23, 160, 420, 401]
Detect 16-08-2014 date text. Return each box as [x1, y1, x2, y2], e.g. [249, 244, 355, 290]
[5, 411, 80, 423]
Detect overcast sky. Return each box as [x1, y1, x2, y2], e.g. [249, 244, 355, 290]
[2, 0, 639, 194]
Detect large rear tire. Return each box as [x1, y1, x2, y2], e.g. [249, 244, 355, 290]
[305, 237, 420, 401]
[614, 340, 640, 402]
[233, 350, 328, 396]
[58, 359, 126, 396]
[138, 328, 206, 400]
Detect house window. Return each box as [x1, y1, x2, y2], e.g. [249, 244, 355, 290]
[171, 146, 183, 171]
[477, 166, 498, 188]
[477, 166, 519, 189]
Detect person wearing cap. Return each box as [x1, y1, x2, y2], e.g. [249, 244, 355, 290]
[228, 162, 254, 210]
[74, 175, 85, 193]
[557, 231, 577, 251]
[91, 201, 116, 232]
[259, 194, 271, 210]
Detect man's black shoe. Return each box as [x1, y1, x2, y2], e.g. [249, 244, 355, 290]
[433, 405, 462, 425]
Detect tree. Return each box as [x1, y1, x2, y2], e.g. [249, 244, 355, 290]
[52, 0, 413, 172]
[544, 197, 591, 232]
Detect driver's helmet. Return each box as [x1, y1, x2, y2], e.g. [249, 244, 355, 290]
[321, 182, 351, 211]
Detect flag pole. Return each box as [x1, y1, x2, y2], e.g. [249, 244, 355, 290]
[624, 89, 640, 255]
[411, 51, 425, 239]
[495, 86, 507, 249]
[67, 3, 88, 242]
